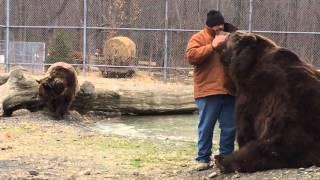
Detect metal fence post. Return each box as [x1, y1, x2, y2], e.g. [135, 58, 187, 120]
[82, 0, 88, 75]
[5, 0, 10, 72]
[163, 0, 168, 80]
[248, 0, 253, 32]
[217, 0, 221, 10]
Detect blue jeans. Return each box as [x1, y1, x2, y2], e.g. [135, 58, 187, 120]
[195, 95, 236, 163]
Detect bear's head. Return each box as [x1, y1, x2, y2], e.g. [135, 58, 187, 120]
[219, 32, 277, 71]
[37, 76, 66, 99]
[217, 32, 278, 91]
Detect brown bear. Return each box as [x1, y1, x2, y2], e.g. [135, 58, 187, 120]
[214, 32, 320, 173]
[37, 62, 79, 119]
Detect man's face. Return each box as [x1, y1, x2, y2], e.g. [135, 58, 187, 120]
[207, 24, 224, 34]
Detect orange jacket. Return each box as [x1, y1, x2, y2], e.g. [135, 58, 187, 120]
[186, 28, 229, 99]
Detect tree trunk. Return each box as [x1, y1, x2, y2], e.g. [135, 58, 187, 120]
[1, 69, 197, 116]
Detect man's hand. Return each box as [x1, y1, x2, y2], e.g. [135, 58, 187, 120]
[212, 35, 227, 48]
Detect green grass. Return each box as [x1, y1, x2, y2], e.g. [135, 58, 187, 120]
[73, 135, 198, 169]
[1, 122, 219, 172]
[130, 158, 143, 168]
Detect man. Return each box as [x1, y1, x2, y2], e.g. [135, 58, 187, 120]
[186, 10, 236, 171]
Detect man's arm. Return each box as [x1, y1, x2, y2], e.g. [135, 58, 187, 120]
[186, 36, 213, 66]
[186, 34, 226, 66]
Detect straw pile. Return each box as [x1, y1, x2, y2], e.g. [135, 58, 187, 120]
[103, 36, 136, 65]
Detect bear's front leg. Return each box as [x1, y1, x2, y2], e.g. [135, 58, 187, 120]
[236, 124, 256, 148]
[54, 96, 72, 119]
[214, 138, 288, 173]
[214, 155, 235, 173]
[234, 95, 257, 148]
[234, 113, 257, 148]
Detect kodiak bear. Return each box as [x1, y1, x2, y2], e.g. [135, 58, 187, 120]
[37, 62, 79, 119]
[214, 32, 320, 173]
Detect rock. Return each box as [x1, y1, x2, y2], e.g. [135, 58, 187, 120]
[306, 168, 314, 172]
[173, 170, 179, 174]
[104, 175, 120, 178]
[201, 176, 209, 180]
[208, 171, 218, 178]
[0, 74, 9, 86]
[78, 169, 91, 175]
[232, 174, 240, 179]
[29, 170, 39, 176]
[1, 146, 12, 150]
[67, 174, 77, 180]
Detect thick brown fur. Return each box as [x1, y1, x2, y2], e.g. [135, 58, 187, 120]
[214, 32, 320, 173]
[37, 62, 79, 119]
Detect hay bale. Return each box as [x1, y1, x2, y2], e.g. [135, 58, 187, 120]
[103, 36, 136, 66]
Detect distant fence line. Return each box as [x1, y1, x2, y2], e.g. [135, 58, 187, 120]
[0, 0, 319, 80]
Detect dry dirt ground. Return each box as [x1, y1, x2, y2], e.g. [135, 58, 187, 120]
[1, 111, 320, 180]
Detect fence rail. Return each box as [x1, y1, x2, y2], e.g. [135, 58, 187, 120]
[0, 0, 319, 80]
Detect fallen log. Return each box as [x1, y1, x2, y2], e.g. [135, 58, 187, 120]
[1, 69, 197, 116]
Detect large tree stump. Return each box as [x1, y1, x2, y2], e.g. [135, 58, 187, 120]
[1, 69, 197, 116]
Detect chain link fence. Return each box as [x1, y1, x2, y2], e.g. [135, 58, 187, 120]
[252, 0, 320, 66]
[0, 0, 319, 80]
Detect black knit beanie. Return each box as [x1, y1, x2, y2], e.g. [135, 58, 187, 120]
[206, 10, 225, 27]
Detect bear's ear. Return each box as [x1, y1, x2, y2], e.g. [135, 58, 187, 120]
[36, 79, 41, 84]
[224, 23, 238, 33]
